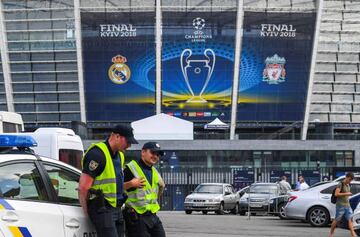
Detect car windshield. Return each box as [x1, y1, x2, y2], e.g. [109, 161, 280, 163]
[194, 185, 223, 194]
[249, 185, 278, 194]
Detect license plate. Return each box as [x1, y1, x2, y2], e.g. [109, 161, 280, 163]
[193, 203, 204, 207]
[250, 203, 262, 208]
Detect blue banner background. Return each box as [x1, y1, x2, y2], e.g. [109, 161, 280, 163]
[81, 12, 156, 121]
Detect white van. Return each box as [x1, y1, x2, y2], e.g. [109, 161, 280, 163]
[0, 111, 24, 133]
[24, 128, 84, 169]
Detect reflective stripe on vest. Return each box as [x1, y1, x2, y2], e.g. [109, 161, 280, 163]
[82, 142, 125, 208]
[125, 160, 161, 214]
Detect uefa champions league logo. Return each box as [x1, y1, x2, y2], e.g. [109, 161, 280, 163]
[180, 48, 216, 103]
[193, 18, 205, 30]
[185, 17, 212, 42]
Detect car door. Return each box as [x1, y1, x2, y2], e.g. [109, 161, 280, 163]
[41, 162, 96, 237]
[0, 161, 64, 237]
[223, 186, 233, 209]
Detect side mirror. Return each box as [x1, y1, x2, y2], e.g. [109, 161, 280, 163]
[225, 191, 231, 196]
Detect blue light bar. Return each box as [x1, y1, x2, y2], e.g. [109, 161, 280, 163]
[0, 135, 37, 148]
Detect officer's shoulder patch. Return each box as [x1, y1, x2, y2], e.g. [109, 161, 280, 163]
[89, 160, 99, 171]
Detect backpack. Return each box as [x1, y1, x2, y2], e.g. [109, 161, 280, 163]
[331, 182, 343, 204]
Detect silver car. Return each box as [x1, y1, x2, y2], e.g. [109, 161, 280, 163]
[184, 183, 239, 215]
[239, 183, 281, 216]
[285, 181, 360, 227]
[351, 201, 360, 236]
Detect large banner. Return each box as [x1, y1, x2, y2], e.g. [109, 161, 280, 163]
[237, 12, 316, 121]
[81, 12, 156, 121]
[162, 11, 236, 121]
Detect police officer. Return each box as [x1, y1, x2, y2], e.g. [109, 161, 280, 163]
[123, 142, 166, 237]
[78, 124, 138, 237]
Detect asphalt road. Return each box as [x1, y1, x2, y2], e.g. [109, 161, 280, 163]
[158, 211, 350, 237]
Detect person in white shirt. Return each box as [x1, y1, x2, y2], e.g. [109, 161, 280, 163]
[298, 175, 309, 190]
[278, 176, 292, 194]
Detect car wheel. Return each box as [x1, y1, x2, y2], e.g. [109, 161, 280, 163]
[202, 211, 208, 215]
[355, 229, 360, 237]
[278, 203, 287, 220]
[239, 210, 246, 216]
[231, 203, 240, 215]
[216, 202, 225, 215]
[185, 210, 192, 215]
[307, 206, 330, 227]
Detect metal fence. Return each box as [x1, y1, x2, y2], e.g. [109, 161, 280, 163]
[158, 167, 347, 211]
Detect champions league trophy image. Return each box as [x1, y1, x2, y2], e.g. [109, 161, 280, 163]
[180, 48, 216, 103]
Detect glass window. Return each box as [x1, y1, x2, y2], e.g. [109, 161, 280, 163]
[36, 113, 59, 121]
[33, 73, 56, 81]
[12, 73, 32, 82]
[27, 10, 51, 19]
[36, 103, 58, 112]
[58, 83, 79, 91]
[59, 93, 79, 100]
[12, 83, 33, 91]
[194, 184, 223, 194]
[57, 72, 78, 81]
[59, 103, 80, 111]
[60, 113, 80, 121]
[35, 93, 57, 101]
[9, 53, 31, 61]
[42, 163, 80, 205]
[320, 185, 337, 194]
[56, 62, 77, 71]
[10, 63, 31, 71]
[28, 21, 52, 30]
[55, 52, 76, 60]
[31, 52, 54, 61]
[0, 162, 48, 201]
[34, 83, 56, 91]
[15, 103, 35, 112]
[32, 63, 56, 71]
[14, 93, 35, 102]
[6, 22, 28, 30]
[59, 149, 83, 170]
[4, 12, 27, 20]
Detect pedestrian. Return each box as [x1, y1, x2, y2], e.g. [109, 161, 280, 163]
[295, 175, 309, 191]
[329, 172, 356, 237]
[123, 141, 166, 237]
[295, 175, 301, 190]
[78, 124, 138, 237]
[278, 176, 292, 194]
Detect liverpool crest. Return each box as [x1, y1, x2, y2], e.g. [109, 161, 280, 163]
[263, 54, 286, 84]
[108, 54, 131, 84]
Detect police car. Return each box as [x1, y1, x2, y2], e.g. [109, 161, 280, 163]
[0, 135, 96, 237]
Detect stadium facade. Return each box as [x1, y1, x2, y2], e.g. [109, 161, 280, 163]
[1, 0, 360, 183]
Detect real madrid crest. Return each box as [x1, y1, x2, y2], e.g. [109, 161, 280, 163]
[108, 54, 131, 84]
[263, 54, 286, 85]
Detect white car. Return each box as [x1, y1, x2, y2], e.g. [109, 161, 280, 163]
[184, 183, 239, 215]
[0, 135, 95, 237]
[285, 181, 360, 227]
[352, 202, 360, 236]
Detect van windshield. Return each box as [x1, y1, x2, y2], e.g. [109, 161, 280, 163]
[59, 149, 83, 169]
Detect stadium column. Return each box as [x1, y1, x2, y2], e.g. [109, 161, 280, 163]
[0, 1, 14, 112]
[155, 0, 162, 114]
[301, 0, 324, 140]
[230, 0, 244, 140]
[74, 0, 87, 123]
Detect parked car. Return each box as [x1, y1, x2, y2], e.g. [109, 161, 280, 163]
[351, 201, 360, 236]
[285, 181, 360, 227]
[236, 186, 249, 198]
[334, 174, 360, 182]
[239, 183, 282, 216]
[0, 135, 96, 237]
[184, 183, 239, 215]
